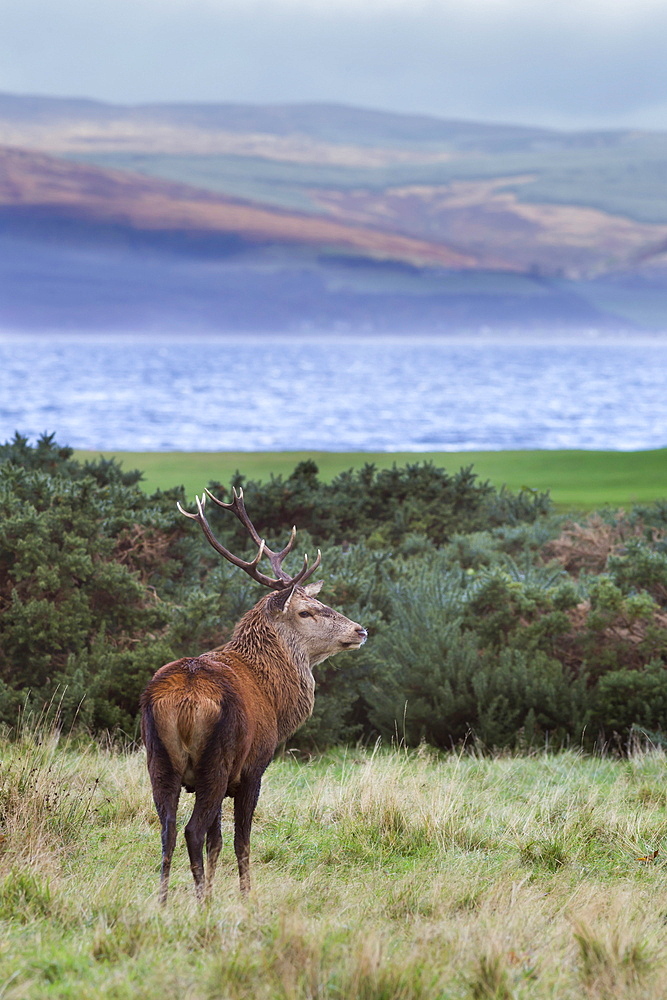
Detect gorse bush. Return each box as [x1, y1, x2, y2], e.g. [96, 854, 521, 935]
[207, 458, 551, 549]
[3, 433, 667, 749]
[0, 438, 193, 730]
[366, 560, 589, 749]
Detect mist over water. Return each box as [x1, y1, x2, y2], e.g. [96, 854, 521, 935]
[1, 331, 665, 452]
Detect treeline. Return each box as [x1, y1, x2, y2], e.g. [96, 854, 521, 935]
[2, 433, 667, 750]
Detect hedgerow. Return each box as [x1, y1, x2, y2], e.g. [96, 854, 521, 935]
[3, 433, 667, 750]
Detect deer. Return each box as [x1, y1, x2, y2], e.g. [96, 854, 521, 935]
[140, 487, 367, 903]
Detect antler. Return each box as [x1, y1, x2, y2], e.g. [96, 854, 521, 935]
[177, 487, 321, 591]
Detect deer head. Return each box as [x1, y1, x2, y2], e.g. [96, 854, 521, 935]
[177, 487, 367, 666]
[264, 579, 367, 665]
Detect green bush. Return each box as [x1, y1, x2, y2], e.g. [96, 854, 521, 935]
[0, 435, 193, 730]
[607, 539, 667, 605]
[206, 460, 551, 549]
[365, 564, 588, 749]
[5, 433, 667, 751]
[591, 661, 667, 737]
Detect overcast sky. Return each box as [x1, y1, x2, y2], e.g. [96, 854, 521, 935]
[3, 0, 667, 130]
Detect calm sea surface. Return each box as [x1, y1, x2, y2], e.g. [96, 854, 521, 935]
[1, 331, 666, 452]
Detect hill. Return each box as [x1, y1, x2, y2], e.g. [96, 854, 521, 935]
[0, 145, 474, 269]
[2, 93, 667, 330]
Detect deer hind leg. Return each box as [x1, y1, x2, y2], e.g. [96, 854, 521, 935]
[184, 776, 227, 902]
[144, 711, 182, 905]
[233, 775, 263, 896]
[205, 808, 223, 895]
[156, 780, 181, 905]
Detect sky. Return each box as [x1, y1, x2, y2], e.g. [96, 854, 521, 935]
[3, 0, 667, 131]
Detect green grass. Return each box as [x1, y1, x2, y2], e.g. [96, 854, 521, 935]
[3, 728, 667, 998]
[74, 448, 667, 511]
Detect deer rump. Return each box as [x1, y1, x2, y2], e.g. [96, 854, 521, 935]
[141, 657, 273, 798]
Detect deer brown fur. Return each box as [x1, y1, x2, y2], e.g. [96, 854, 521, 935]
[141, 490, 366, 902]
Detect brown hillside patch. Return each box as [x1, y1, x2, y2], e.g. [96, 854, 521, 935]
[311, 178, 667, 277]
[113, 524, 178, 587]
[0, 145, 476, 268]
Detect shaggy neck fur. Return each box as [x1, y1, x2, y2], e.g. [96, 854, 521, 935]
[226, 597, 315, 740]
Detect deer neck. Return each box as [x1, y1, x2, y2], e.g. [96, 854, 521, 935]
[227, 609, 315, 740]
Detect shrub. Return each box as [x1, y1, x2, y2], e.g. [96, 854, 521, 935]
[591, 661, 667, 738]
[607, 539, 667, 606]
[206, 460, 552, 549]
[0, 435, 192, 730]
[365, 563, 589, 749]
[559, 578, 667, 682]
[6, 433, 667, 750]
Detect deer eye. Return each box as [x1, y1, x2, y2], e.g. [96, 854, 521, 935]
[299, 610, 313, 618]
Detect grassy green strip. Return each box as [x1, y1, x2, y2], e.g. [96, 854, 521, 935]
[73, 448, 667, 510]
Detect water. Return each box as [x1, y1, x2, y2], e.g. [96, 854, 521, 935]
[1, 331, 666, 451]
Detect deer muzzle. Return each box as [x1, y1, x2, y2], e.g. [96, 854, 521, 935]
[342, 627, 368, 649]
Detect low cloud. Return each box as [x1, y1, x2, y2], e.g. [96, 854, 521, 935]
[2, 0, 667, 129]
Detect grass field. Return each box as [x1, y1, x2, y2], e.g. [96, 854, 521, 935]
[74, 448, 667, 511]
[3, 730, 667, 999]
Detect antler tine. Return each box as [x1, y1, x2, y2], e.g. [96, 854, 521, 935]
[203, 485, 244, 510]
[177, 494, 277, 588]
[176, 499, 199, 520]
[275, 524, 297, 558]
[204, 486, 264, 547]
[183, 487, 322, 591]
[288, 548, 323, 588]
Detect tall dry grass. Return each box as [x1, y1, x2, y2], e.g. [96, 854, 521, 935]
[1, 726, 667, 998]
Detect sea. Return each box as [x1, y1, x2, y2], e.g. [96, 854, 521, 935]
[1, 330, 666, 452]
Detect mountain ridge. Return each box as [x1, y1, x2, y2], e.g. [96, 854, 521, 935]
[1, 93, 666, 330]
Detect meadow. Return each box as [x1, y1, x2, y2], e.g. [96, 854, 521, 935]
[74, 447, 667, 511]
[2, 726, 667, 999]
[5, 440, 667, 998]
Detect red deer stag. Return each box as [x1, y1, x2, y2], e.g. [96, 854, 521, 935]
[141, 487, 367, 902]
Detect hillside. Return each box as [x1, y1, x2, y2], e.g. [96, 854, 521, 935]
[0, 146, 474, 269]
[1, 93, 667, 330]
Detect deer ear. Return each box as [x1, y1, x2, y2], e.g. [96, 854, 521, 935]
[269, 586, 296, 613]
[303, 580, 324, 597]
